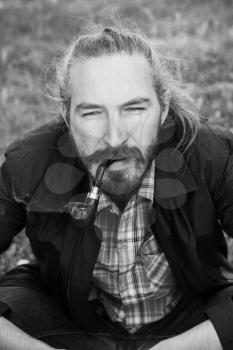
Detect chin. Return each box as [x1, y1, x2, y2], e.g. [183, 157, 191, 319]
[101, 171, 142, 195]
[102, 182, 129, 195]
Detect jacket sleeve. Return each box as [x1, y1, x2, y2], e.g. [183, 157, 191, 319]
[212, 149, 233, 235]
[202, 126, 233, 350]
[0, 149, 27, 317]
[205, 286, 233, 350]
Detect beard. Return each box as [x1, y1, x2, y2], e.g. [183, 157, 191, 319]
[71, 137, 157, 195]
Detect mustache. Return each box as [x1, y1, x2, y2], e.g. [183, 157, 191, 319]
[82, 144, 144, 164]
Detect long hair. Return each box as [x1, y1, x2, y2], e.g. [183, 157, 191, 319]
[50, 23, 203, 154]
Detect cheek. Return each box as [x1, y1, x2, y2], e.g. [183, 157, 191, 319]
[123, 116, 142, 135]
[70, 118, 105, 154]
[130, 115, 159, 150]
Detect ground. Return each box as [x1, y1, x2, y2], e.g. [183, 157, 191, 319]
[0, 0, 233, 274]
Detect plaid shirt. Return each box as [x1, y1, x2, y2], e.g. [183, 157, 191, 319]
[92, 160, 182, 333]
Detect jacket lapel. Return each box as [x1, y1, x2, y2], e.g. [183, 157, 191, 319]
[27, 155, 86, 214]
[152, 118, 218, 293]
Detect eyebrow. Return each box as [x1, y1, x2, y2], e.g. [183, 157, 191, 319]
[122, 97, 152, 108]
[75, 97, 152, 113]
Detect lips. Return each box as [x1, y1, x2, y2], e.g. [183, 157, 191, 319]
[110, 157, 127, 162]
[106, 158, 128, 171]
[107, 157, 127, 166]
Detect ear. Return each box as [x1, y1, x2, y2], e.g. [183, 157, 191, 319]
[160, 90, 170, 125]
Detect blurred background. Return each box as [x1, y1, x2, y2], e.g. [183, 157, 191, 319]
[0, 0, 233, 275]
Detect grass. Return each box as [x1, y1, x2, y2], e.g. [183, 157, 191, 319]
[0, 0, 233, 275]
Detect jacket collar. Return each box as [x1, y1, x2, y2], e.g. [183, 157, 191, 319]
[27, 115, 197, 214]
[27, 126, 89, 214]
[153, 115, 197, 209]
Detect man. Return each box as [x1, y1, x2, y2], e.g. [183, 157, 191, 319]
[0, 25, 232, 350]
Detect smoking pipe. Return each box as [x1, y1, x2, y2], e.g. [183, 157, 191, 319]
[68, 159, 114, 228]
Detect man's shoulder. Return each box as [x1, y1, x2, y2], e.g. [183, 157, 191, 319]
[5, 117, 66, 160]
[188, 121, 233, 188]
[1, 118, 70, 195]
[195, 121, 233, 160]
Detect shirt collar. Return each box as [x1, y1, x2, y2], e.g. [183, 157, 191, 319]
[137, 159, 155, 203]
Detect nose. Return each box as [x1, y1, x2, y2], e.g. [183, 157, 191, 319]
[103, 113, 127, 147]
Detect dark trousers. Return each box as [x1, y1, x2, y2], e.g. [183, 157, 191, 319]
[0, 264, 207, 350]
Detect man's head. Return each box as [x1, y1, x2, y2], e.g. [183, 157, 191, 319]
[54, 26, 200, 196]
[69, 53, 169, 195]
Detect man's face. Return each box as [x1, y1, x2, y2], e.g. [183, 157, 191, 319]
[69, 53, 168, 195]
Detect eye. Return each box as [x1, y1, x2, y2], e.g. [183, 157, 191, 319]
[81, 111, 103, 118]
[123, 107, 146, 114]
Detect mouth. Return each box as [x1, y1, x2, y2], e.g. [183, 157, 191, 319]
[111, 157, 126, 162]
[106, 157, 128, 170]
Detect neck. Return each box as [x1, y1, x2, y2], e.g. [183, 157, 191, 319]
[106, 190, 137, 211]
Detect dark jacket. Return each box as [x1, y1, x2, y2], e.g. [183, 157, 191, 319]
[1, 116, 233, 349]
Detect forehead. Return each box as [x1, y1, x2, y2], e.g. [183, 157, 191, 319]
[70, 53, 155, 105]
